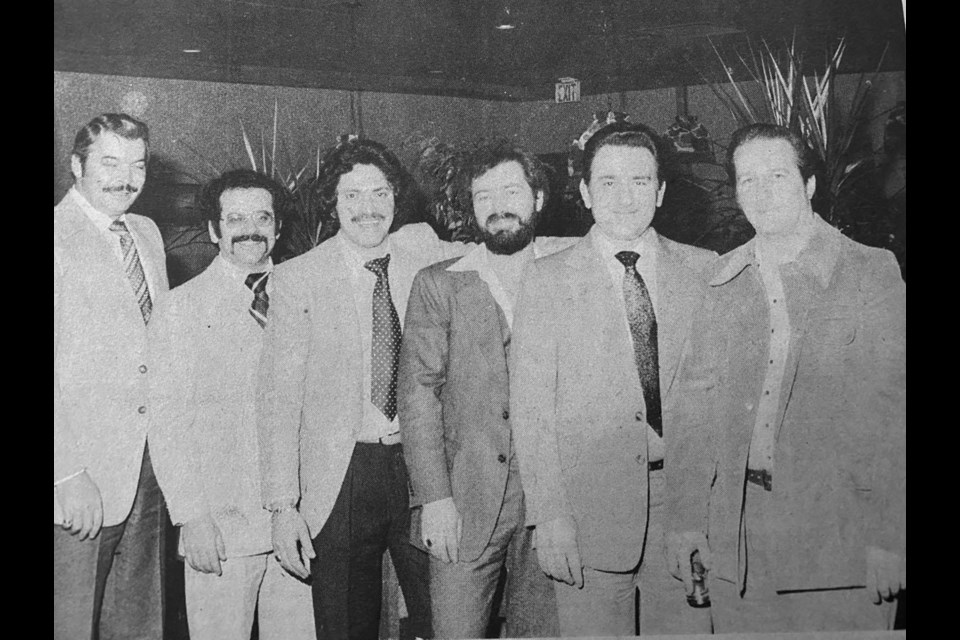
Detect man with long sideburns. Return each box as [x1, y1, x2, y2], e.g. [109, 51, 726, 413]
[399, 142, 571, 637]
[150, 169, 316, 640]
[666, 123, 905, 632]
[54, 113, 169, 639]
[509, 121, 715, 635]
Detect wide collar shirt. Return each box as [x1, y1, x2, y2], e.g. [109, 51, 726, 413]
[446, 241, 541, 330]
[590, 226, 664, 459]
[68, 186, 161, 300]
[337, 231, 401, 441]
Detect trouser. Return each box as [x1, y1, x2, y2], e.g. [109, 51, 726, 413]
[553, 468, 712, 636]
[184, 551, 316, 640]
[53, 443, 166, 640]
[311, 442, 431, 640]
[712, 478, 896, 632]
[430, 453, 559, 638]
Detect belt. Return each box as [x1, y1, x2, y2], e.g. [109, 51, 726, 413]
[746, 467, 773, 491]
[648, 459, 664, 471]
[358, 432, 402, 446]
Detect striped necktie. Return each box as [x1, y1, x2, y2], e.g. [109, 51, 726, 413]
[244, 272, 269, 329]
[109, 219, 152, 324]
[615, 251, 662, 437]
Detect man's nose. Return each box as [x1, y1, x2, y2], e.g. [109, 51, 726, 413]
[615, 184, 635, 206]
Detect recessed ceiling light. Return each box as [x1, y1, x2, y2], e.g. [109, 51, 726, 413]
[495, 23, 515, 30]
[182, 49, 201, 54]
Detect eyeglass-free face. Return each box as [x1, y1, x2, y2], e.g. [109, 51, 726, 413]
[334, 163, 396, 250]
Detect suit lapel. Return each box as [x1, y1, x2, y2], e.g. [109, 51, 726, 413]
[656, 238, 702, 397]
[451, 271, 509, 378]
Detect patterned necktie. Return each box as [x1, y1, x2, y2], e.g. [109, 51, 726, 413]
[615, 251, 662, 437]
[244, 272, 269, 329]
[109, 219, 153, 325]
[365, 255, 402, 421]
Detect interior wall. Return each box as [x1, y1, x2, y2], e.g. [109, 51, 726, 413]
[54, 69, 905, 200]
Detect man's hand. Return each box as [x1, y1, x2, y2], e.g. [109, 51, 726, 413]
[866, 546, 904, 604]
[271, 508, 315, 580]
[181, 515, 227, 576]
[421, 497, 462, 563]
[534, 516, 583, 587]
[56, 471, 103, 541]
[666, 531, 713, 595]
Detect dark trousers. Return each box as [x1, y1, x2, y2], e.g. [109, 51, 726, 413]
[311, 442, 431, 640]
[53, 443, 166, 640]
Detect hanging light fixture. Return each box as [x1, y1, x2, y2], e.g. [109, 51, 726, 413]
[494, 2, 516, 30]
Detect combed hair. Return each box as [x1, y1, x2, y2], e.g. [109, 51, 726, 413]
[581, 121, 666, 185]
[726, 123, 817, 183]
[72, 113, 150, 169]
[311, 138, 415, 237]
[199, 169, 292, 237]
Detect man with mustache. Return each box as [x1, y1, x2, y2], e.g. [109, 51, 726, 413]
[509, 121, 715, 635]
[257, 138, 468, 640]
[150, 169, 316, 640]
[398, 142, 569, 637]
[54, 113, 169, 639]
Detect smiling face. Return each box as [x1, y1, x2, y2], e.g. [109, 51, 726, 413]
[208, 187, 277, 270]
[580, 145, 665, 242]
[334, 163, 396, 250]
[733, 137, 816, 240]
[471, 160, 543, 255]
[71, 132, 147, 218]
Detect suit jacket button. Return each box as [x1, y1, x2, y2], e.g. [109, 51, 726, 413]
[497, 454, 507, 464]
[636, 454, 644, 464]
[138, 405, 147, 415]
[502, 409, 509, 420]
[635, 411, 644, 421]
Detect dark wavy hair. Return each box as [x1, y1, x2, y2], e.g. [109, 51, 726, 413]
[580, 121, 667, 186]
[726, 123, 818, 183]
[311, 138, 415, 238]
[199, 169, 292, 237]
[72, 113, 150, 170]
[459, 140, 550, 235]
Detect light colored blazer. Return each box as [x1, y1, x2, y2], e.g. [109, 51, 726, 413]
[150, 256, 272, 557]
[257, 223, 467, 536]
[667, 217, 906, 591]
[509, 227, 714, 571]
[54, 193, 169, 527]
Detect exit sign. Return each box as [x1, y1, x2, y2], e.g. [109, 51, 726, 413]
[555, 77, 580, 103]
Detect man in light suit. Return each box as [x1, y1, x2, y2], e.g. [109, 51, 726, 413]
[258, 138, 470, 640]
[399, 142, 568, 638]
[54, 113, 169, 639]
[150, 169, 316, 640]
[666, 123, 905, 632]
[509, 121, 715, 636]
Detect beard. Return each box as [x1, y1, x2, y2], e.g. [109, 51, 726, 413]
[480, 212, 537, 255]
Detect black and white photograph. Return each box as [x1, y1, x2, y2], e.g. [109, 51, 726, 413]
[54, 1, 906, 638]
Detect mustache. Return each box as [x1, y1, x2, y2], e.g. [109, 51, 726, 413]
[485, 212, 522, 225]
[103, 184, 139, 195]
[231, 234, 269, 245]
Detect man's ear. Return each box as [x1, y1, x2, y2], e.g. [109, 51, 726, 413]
[805, 174, 816, 200]
[208, 221, 220, 244]
[70, 155, 83, 182]
[534, 190, 545, 213]
[579, 179, 592, 209]
[656, 181, 667, 207]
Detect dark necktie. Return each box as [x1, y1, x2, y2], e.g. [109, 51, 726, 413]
[615, 251, 662, 437]
[244, 272, 269, 329]
[109, 219, 153, 325]
[365, 255, 402, 421]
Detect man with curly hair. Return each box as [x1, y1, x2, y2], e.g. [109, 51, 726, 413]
[150, 169, 316, 640]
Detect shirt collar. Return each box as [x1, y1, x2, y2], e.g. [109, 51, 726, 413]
[710, 214, 839, 289]
[447, 241, 540, 274]
[590, 225, 660, 261]
[214, 253, 274, 285]
[69, 186, 125, 232]
[336, 228, 393, 275]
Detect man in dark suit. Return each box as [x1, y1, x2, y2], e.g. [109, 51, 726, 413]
[509, 122, 715, 635]
[399, 142, 571, 638]
[666, 123, 905, 632]
[54, 113, 169, 639]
